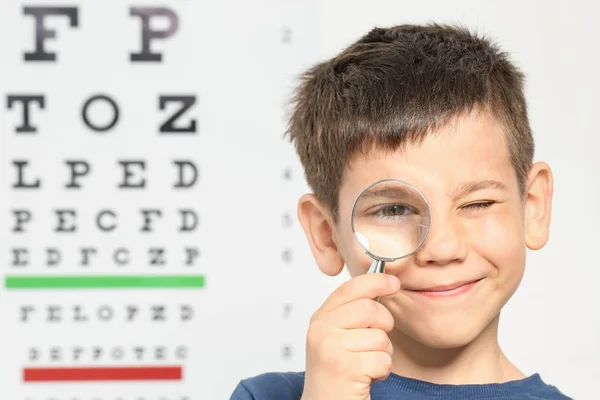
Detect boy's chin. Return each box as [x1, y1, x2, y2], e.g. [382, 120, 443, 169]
[412, 330, 481, 350]
[398, 319, 496, 350]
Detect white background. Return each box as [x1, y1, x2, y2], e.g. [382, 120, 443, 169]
[0, 1, 598, 399]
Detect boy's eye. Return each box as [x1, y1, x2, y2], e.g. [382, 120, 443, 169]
[378, 204, 414, 218]
[462, 201, 495, 210]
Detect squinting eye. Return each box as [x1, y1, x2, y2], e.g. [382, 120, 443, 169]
[463, 201, 495, 210]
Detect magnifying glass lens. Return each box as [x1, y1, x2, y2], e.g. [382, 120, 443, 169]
[352, 179, 430, 260]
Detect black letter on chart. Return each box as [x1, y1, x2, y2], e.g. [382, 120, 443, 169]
[73, 347, 84, 360]
[97, 210, 117, 232]
[65, 161, 90, 188]
[114, 248, 129, 266]
[118, 161, 146, 188]
[130, 7, 178, 62]
[12, 210, 32, 233]
[6, 95, 45, 133]
[151, 305, 166, 321]
[149, 248, 166, 266]
[179, 209, 198, 232]
[80, 247, 97, 266]
[74, 305, 88, 322]
[46, 248, 62, 267]
[29, 348, 39, 361]
[181, 304, 193, 321]
[23, 7, 78, 62]
[173, 160, 198, 188]
[140, 209, 162, 232]
[127, 306, 139, 321]
[13, 161, 41, 189]
[47, 305, 61, 322]
[184, 247, 200, 266]
[54, 209, 76, 232]
[82, 95, 119, 132]
[12, 248, 28, 267]
[20, 306, 35, 323]
[159, 96, 197, 133]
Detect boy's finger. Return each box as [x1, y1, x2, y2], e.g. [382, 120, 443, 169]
[327, 298, 396, 331]
[320, 273, 400, 311]
[338, 328, 394, 354]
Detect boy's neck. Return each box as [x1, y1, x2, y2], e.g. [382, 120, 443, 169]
[388, 314, 525, 385]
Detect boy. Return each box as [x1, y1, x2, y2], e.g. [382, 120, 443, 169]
[230, 23, 572, 399]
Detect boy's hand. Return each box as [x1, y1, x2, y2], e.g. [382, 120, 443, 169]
[301, 273, 400, 400]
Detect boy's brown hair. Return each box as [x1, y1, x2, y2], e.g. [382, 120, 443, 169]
[285, 23, 534, 221]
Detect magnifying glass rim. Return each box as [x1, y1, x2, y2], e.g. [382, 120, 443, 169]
[350, 178, 431, 262]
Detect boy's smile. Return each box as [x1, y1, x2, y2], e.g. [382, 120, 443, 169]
[402, 278, 483, 299]
[299, 108, 553, 350]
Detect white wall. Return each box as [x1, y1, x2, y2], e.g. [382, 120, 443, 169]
[319, 1, 600, 398]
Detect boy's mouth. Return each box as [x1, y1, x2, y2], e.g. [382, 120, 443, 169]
[404, 278, 483, 299]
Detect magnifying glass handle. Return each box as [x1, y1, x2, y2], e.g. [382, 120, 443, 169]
[368, 259, 385, 274]
[367, 259, 385, 302]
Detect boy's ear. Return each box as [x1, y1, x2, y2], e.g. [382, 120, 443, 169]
[297, 193, 345, 276]
[524, 161, 554, 250]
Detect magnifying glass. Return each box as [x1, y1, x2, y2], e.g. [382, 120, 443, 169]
[351, 179, 431, 300]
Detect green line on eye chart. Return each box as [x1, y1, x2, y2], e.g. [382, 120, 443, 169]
[4, 275, 206, 289]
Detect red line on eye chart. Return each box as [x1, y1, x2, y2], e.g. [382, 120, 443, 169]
[23, 366, 183, 382]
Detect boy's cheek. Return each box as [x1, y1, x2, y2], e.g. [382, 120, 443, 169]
[466, 214, 526, 274]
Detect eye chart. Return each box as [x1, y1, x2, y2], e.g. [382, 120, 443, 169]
[0, 1, 334, 399]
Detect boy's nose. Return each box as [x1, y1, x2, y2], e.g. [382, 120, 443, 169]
[414, 213, 467, 266]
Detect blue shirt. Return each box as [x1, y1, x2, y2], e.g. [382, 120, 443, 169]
[230, 371, 573, 399]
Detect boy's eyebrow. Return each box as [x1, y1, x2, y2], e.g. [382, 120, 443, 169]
[360, 184, 419, 201]
[451, 180, 507, 199]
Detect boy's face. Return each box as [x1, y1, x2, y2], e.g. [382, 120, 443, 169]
[298, 110, 553, 349]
